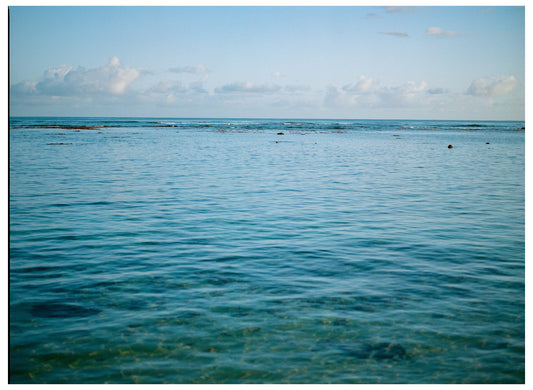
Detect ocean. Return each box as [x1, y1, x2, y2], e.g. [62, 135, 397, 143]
[9, 117, 525, 383]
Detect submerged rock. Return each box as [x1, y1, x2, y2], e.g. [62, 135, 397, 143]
[242, 327, 261, 334]
[338, 341, 409, 360]
[14, 124, 104, 130]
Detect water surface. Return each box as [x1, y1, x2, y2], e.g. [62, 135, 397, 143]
[9, 118, 525, 383]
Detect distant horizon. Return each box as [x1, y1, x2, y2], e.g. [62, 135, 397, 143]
[8, 115, 525, 122]
[9, 6, 524, 120]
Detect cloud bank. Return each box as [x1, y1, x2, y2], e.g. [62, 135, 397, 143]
[325, 77, 431, 109]
[9, 57, 523, 120]
[466, 75, 518, 97]
[11, 57, 140, 97]
[169, 64, 209, 74]
[426, 27, 458, 38]
[215, 82, 282, 94]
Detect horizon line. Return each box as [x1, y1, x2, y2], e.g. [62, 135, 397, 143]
[8, 115, 525, 122]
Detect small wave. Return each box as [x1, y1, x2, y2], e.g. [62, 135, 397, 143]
[327, 124, 348, 130]
[465, 124, 488, 128]
[106, 120, 144, 124]
[448, 123, 492, 129]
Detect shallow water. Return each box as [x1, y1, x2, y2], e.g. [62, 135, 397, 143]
[9, 118, 525, 383]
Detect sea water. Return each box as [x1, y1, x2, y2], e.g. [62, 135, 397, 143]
[9, 117, 525, 383]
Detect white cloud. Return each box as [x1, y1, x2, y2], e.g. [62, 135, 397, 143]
[105, 57, 141, 94]
[375, 81, 428, 106]
[11, 57, 140, 97]
[343, 76, 375, 93]
[397, 80, 428, 95]
[169, 64, 209, 74]
[149, 80, 187, 94]
[426, 27, 458, 38]
[10, 80, 38, 95]
[380, 30, 409, 38]
[324, 85, 358, 108]
[385, 6, 414, 13]
[325, 78, 429, 109]
[215, 82, 281, 94]
[466, 75, 519, 96]
[44, 64, 73, 81]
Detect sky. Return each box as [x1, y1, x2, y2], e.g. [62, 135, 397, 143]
[8, 4, 526, 120]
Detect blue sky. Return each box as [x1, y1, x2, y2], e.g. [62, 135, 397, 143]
[8, 5, 525, 120]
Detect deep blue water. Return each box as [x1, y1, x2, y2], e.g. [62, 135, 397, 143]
[9, 117, 525, 383]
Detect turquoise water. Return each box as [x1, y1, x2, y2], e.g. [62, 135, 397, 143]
[9, 118, 525, 383]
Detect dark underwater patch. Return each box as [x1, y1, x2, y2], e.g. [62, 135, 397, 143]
[30, 302, 101, 318]
[338, 341, 409, 361]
